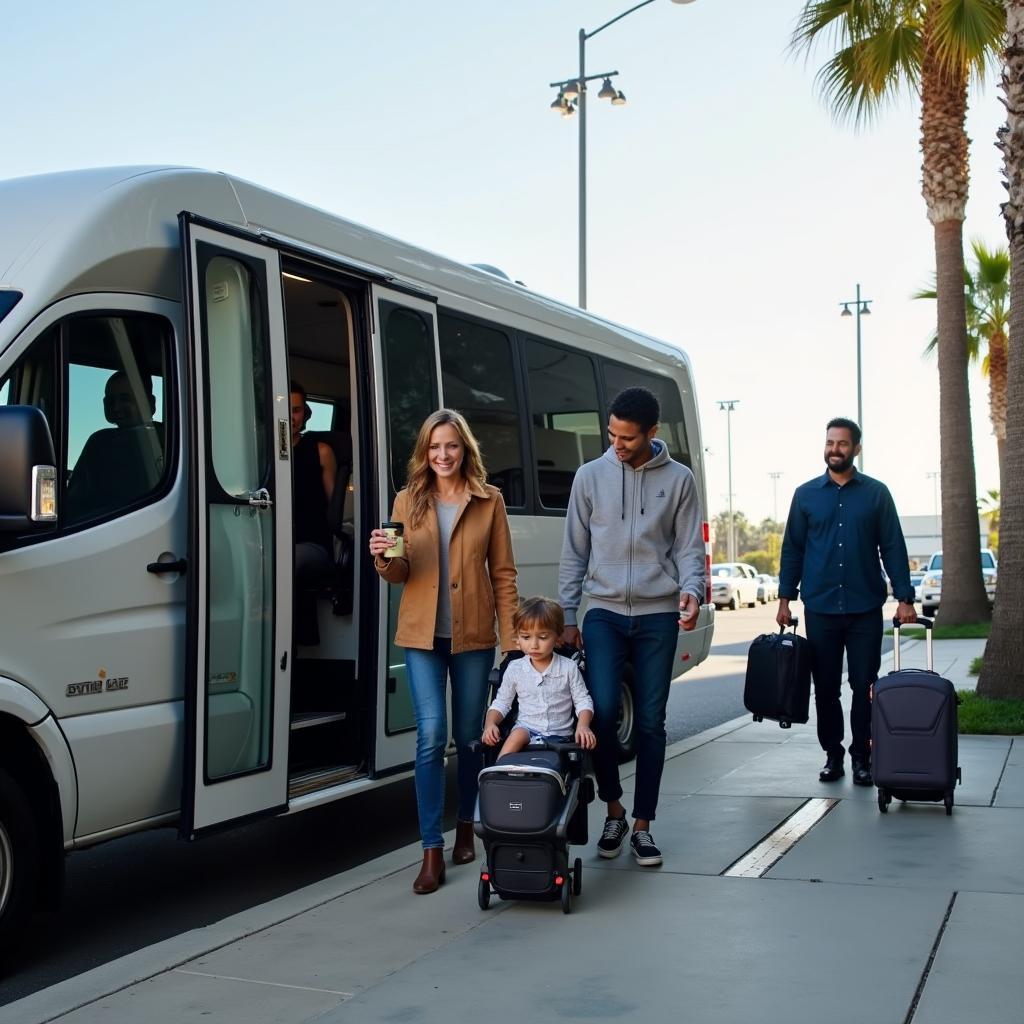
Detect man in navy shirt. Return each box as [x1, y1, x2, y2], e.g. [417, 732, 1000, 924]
[777, 419, 916, 786]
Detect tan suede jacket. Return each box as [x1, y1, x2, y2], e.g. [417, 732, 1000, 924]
[375, 481, 518, 653]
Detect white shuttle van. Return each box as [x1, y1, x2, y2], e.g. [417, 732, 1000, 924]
[0, 166, 713, 945]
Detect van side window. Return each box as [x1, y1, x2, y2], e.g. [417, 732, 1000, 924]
[380, 304, 437, 492]
[64, 316, 173, 527]
[525, 338, 602, 510]
[0, 314, 173, 535]
[438, 313, 525, 508]
[602, 362, 692, 468]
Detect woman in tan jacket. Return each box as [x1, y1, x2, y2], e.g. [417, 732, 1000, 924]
[369, 409, 518, 894]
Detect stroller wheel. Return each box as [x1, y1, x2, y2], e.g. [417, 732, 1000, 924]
[560, 878, 573, 914]
[572, 857, 582, 896]
[478, 876, 491, 910]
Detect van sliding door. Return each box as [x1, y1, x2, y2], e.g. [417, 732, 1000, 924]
[371, 286, 440, 772]
[179, 217, 293, 836]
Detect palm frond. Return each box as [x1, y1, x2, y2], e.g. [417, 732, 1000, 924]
[931, 0, 1006, 83]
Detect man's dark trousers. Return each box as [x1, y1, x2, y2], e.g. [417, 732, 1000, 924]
[804, 608, 883, 762]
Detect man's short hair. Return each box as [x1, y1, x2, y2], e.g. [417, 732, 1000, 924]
[290, 380, 308, 401]
[513, 596, 564, 636]
[608, 387, 660, 432]
[827, 417, 861, 446]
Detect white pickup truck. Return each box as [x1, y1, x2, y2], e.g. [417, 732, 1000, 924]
[919, 549, 998, 616]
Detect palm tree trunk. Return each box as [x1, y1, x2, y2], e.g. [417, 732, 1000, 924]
[987, 332, 1008, 488]
[920, 7, 991, 625]
[979, 3, 1024, 699]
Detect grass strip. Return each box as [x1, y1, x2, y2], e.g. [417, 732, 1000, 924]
[957, 690, 1024, 735]
[969, 656, 983, 676]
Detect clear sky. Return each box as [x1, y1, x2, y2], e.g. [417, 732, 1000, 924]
[2, 0, 1006, 525]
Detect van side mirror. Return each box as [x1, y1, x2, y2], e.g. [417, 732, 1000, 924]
[0, 405, 58, 531]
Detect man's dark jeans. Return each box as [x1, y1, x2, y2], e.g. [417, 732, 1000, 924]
[582, 608, 679, 821]
[804, 608, 883, 762]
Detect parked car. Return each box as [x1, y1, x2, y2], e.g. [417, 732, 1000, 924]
[919, 549, 997, 616]
[910, 569, 927, 604]
[711, 562, 760, 610]
[755, 573, 779, 603]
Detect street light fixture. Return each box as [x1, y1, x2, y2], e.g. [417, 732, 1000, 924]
[549, 0, 697, 309]
[768, 471, 783, 524]
[717, 400, 739, 562]
[839, 283, 872, 471]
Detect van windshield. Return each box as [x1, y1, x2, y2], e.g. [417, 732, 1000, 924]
[982, 551, 996, 569]
[0, 291, 21, 323]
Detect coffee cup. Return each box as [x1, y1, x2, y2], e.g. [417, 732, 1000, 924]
[382, 521, 404, 558]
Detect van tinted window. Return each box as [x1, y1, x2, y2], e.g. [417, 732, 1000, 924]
[0, 290, 21, 323]
[525, 338, 602, 510]
[602, 362, 691, 468]
[438, 313, 525, 507]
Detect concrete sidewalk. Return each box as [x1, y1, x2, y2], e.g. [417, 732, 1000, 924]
[7, 636, 1022, 1024]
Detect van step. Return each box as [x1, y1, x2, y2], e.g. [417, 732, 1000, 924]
[290, 711, 347, 731]
[288, 764, 364, 798]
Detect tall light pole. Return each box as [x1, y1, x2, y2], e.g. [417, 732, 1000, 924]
[718, 400, 739, 562]
[768, 471, 783, 523]
[839, 284, 872, 471]
[550, 0, 697, 309]
[926, 471, 940, 533]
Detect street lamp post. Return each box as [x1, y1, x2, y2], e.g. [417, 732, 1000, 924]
[839, 284, 872, 471]
[926, 471, 940, 534]
[718, 400, 739, 562]
[768, 471, 782, 523]
[550, 0, 697, 309]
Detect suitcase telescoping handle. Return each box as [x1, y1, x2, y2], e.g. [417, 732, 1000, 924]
[892, 616, 934, 671]
[777, 616, 799, 633]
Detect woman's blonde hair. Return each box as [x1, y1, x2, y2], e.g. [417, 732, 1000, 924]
[405, 409, 487, 527]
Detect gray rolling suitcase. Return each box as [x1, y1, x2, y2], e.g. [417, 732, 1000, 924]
[873, 617, 960, 815]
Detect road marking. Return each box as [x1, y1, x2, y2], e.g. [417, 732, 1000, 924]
[723, 798, 838, 878]
[173, 969, 352, 997]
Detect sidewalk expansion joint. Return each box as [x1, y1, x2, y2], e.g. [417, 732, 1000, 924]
[721, 798, 839, 878]
[902, 891, 957, 1024]
[173, 969, 352, 997]
[990, 737, 1015, 807]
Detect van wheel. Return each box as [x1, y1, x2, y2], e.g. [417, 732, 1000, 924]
[0, 768, 39, 956]
[728, 596, 738, 611]
[616, 676, 636, 764]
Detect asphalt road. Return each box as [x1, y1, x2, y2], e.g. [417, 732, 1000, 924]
[1, 598, 897, 1002]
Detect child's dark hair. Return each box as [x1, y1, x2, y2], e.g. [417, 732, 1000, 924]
[608, 386, 660, 432]
[513, 596, 564, 635]
[827, 417, 861, 445]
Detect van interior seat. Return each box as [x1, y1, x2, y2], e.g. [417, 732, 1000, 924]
[303, 429, 354, 617]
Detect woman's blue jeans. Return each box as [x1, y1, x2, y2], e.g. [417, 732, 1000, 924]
[582, 609, 679, 822]
[404, 638, 494, 850]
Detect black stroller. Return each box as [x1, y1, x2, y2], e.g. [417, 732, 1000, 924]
[473, 650, 595, 914]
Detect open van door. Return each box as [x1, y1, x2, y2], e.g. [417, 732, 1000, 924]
[371, 285, 441, 772]
[179, 217, 293, 836]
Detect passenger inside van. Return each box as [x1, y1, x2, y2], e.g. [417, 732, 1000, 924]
[65, 370, 165, 525]
[291, 381, 339, 645]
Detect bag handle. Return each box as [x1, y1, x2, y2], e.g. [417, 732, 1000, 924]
[777, 615, 800, 634]
[892, 616, 933, 672]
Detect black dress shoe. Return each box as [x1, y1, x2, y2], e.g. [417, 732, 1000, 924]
[819, 755, 845, 782]
[852, 760, 873, 787]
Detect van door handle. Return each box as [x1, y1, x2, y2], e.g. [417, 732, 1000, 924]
[147, 558, 188, 575]
[248, 488, 273, 509]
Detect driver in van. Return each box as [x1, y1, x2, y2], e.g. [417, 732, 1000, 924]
[65, 370, 165, 523]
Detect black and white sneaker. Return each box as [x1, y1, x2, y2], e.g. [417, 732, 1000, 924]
[597, 816, 629, 858]
[630, 829, 663, 866]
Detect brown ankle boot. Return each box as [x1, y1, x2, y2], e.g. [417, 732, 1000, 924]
[413, 848, 445, 894]
[452, 820, 476, 865]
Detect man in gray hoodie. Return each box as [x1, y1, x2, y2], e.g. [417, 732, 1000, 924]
[559, 386, 705, 866]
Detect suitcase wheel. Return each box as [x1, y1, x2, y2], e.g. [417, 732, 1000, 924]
[877, 788, 891, 813]
[478, 876, 491, 910]
[944, 792, 954, 816]
[752, 714, 763, 723]
[779, 719, 791, 729]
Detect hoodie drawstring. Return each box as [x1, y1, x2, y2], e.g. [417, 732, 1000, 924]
[640, 470, 645, 516]
[621, 463, 647, 517]
[621, 462, 625, 520]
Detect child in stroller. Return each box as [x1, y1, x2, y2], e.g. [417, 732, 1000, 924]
[475, 597, 596, 913]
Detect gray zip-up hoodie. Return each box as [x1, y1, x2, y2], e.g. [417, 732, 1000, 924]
[558, 439, 706, 626]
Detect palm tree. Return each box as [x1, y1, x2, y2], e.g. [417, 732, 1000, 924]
[915, 240, 1010, 487]
[792, 0, 1003, 625]
[978, 3, 1024, 700]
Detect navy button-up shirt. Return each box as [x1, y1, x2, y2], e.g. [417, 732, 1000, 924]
[779, 470, 914, 614]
